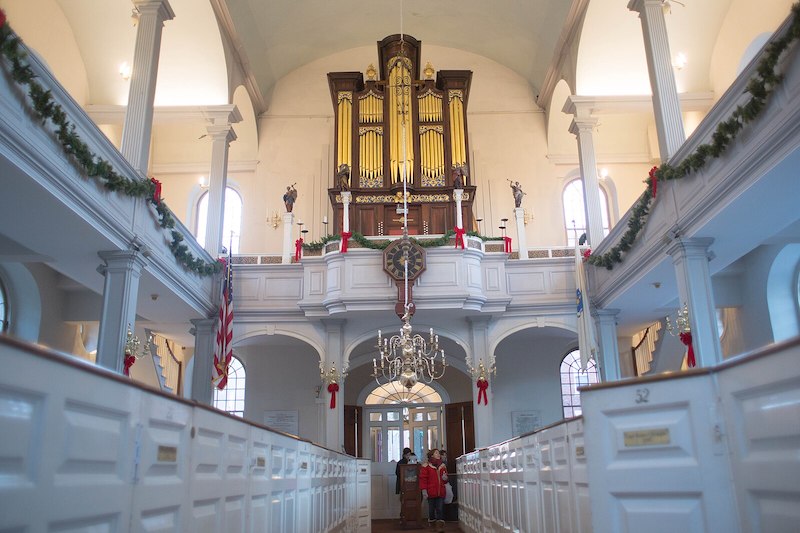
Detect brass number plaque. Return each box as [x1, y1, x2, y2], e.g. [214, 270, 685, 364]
[157, 445, 178, 462]
[623, 428, 671, 447]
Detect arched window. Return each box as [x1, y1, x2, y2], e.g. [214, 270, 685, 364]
[196, 187, 243, 253]
[563, 179, 610, 246]
[0, 277, 8, 333]
[365, 382, 443, 404]
[560, 349, 599, 418]
[213, 356, 246, 417]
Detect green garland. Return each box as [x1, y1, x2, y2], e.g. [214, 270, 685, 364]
[0, 20, 220, 277]
[303, 229, 504, 252]
[588, 2, 800, 270]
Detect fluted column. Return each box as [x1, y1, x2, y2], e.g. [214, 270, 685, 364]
[513, 207, 529, 259]
[564, 99, 605, 246]
[189, 317, 217, 406]
[628, 0, 685, 160]
[666, 238, 722, 366]
[468, 316, 493, 448]
[120, 0, 175, 174]
[594, 309, 621, 381]
[321, 319, 346, 451]
[282, 212, 295, 264]
[203, 107, 241, 255]
[96, 250, 148, 372]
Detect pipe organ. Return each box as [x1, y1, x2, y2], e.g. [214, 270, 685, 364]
[328, 35, 475, 236]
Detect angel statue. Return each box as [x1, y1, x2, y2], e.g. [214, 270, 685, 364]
[283, 184, 298, 212]
[509, 180, 526, 208]
[336, 163, 351, 191]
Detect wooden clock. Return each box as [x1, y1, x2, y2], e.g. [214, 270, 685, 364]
[383, 237, 426, 317]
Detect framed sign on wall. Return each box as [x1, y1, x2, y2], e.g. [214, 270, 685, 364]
[511, 410, 541, 437]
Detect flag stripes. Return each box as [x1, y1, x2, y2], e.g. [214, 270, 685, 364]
[212, 252, 234, 389]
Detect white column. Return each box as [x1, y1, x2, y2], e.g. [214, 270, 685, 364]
[189, 317, 217, 406]
[468, 316, 493, 448]
[96, 250, 148, 372]
[341, 191, 352, 233]
[454, 189, 464, 229]
[628, 0, 685, 160]
[666, 238, 722, 366]
[203, 107, 241, 256]
[513, 207, 529, 259]
[282, 212, 295, 264]
[594, 309, 621, 381]
[120, 0, 175, 175]
[322, 319, 346, 451]
[563, 101, 605, 247]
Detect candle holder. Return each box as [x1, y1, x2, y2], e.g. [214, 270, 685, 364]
[666, 303, 691, 336]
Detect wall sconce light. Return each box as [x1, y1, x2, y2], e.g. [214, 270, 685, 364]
[198, 176, 209, 190]
[523, 209, 532, 226]
[119, 62, 132, 81]
[270, 211, 280, 229]
[131, 8, 140, 26]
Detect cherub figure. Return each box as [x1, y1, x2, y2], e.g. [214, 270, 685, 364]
[283, 184, 298, 212]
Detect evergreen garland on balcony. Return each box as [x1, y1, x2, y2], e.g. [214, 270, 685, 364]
[0, 15, 221, 277]
[588, 2, 800, 270]
[302, 230, 504, 251]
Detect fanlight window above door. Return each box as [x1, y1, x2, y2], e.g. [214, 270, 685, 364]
[365, 381, 442, 404]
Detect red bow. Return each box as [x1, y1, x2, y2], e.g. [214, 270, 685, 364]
[477, 378, 489, 405]
[328, 382, 340, 409]
[679, 331, 696, 368]
[454, 227, 466, 249]
[341, 231, 352, 253]
[649, 166, 659, 199]
[295, 238, 303, 261]
[503, 236, 512, 254]
[123, 354, 136, 376]
[150, 177, 162, 204]
[0, 9, 7, 28]
[582, 248, 592, 260]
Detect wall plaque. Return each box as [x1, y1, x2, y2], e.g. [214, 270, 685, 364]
[263, 410, 299, 436]
[623, 428, 671, 447]
[157, 445, 177, 462]
[511, 410, 541, 437]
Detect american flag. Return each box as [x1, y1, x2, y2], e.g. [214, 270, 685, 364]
[575, 236, 598, 370]
[212, 251, 234, 389]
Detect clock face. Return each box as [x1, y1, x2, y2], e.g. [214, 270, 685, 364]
[383, 239, 426, 281]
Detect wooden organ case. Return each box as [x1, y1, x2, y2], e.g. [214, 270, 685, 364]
[328, 35, 475, 236]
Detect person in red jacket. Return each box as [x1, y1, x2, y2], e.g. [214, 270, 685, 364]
[419, 448, 448, 530]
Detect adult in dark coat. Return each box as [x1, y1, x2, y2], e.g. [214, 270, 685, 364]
[395, 447, 412, 494]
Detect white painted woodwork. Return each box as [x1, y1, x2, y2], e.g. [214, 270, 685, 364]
[0, 335, 367, 532]
[458, 338, 800, 533]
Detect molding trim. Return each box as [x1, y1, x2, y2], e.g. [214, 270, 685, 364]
[87, 104, 244, 125]
[565, 92, 715, 116]
[537, 0, 591, 109]
[547, 153, 654, 165]
[151, 160, 259, 175]
[209, 0, 267, 116]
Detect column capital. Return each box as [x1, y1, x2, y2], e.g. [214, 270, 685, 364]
[453, 189, 464, 202]
[133, 0, 175, 20]
[340, 191, 352, 205]
[206, 124, 238, 144]
[98, 249, 148, 272]
[568, 116, 599, 137]
[467, 315, 493, 328]
[190, 317, 217, 336]
[593, 308, 620, 321]
[666, 237, 715, 261]
[627, 0, 662, 14]
[202, 104, 242, 127]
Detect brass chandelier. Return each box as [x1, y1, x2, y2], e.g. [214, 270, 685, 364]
[372, 9, 447, 390]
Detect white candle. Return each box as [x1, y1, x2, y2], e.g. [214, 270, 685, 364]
[323, 215, 328, 224]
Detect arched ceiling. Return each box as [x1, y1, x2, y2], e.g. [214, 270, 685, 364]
[220, 0, 578, 107]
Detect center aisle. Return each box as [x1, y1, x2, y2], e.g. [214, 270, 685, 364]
[371, 519, 463, 532]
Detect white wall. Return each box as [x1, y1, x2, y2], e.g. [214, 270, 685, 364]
[237, 343, 324, 443]
[491, 331, 577, 442]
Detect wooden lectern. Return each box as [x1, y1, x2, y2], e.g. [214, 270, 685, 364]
[398, 463, 423, 529]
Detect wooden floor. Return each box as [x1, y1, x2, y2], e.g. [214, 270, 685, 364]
[371, 519, 462, 532]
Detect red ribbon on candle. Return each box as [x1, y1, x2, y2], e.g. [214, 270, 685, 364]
[0, 9, 7, 28]
[503, 236, 512, 253]
[295, 238, 303, 261]
[150, 177, 162, 204]
[123, 354, 136, 376]
[649, 166, 659, 199]
[477, 378, 489, 405]
[454, 227, 465, 249]
[328, 382, 339, 409]
[341, 231, 352, 253]
[679, 331, 696, 368]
